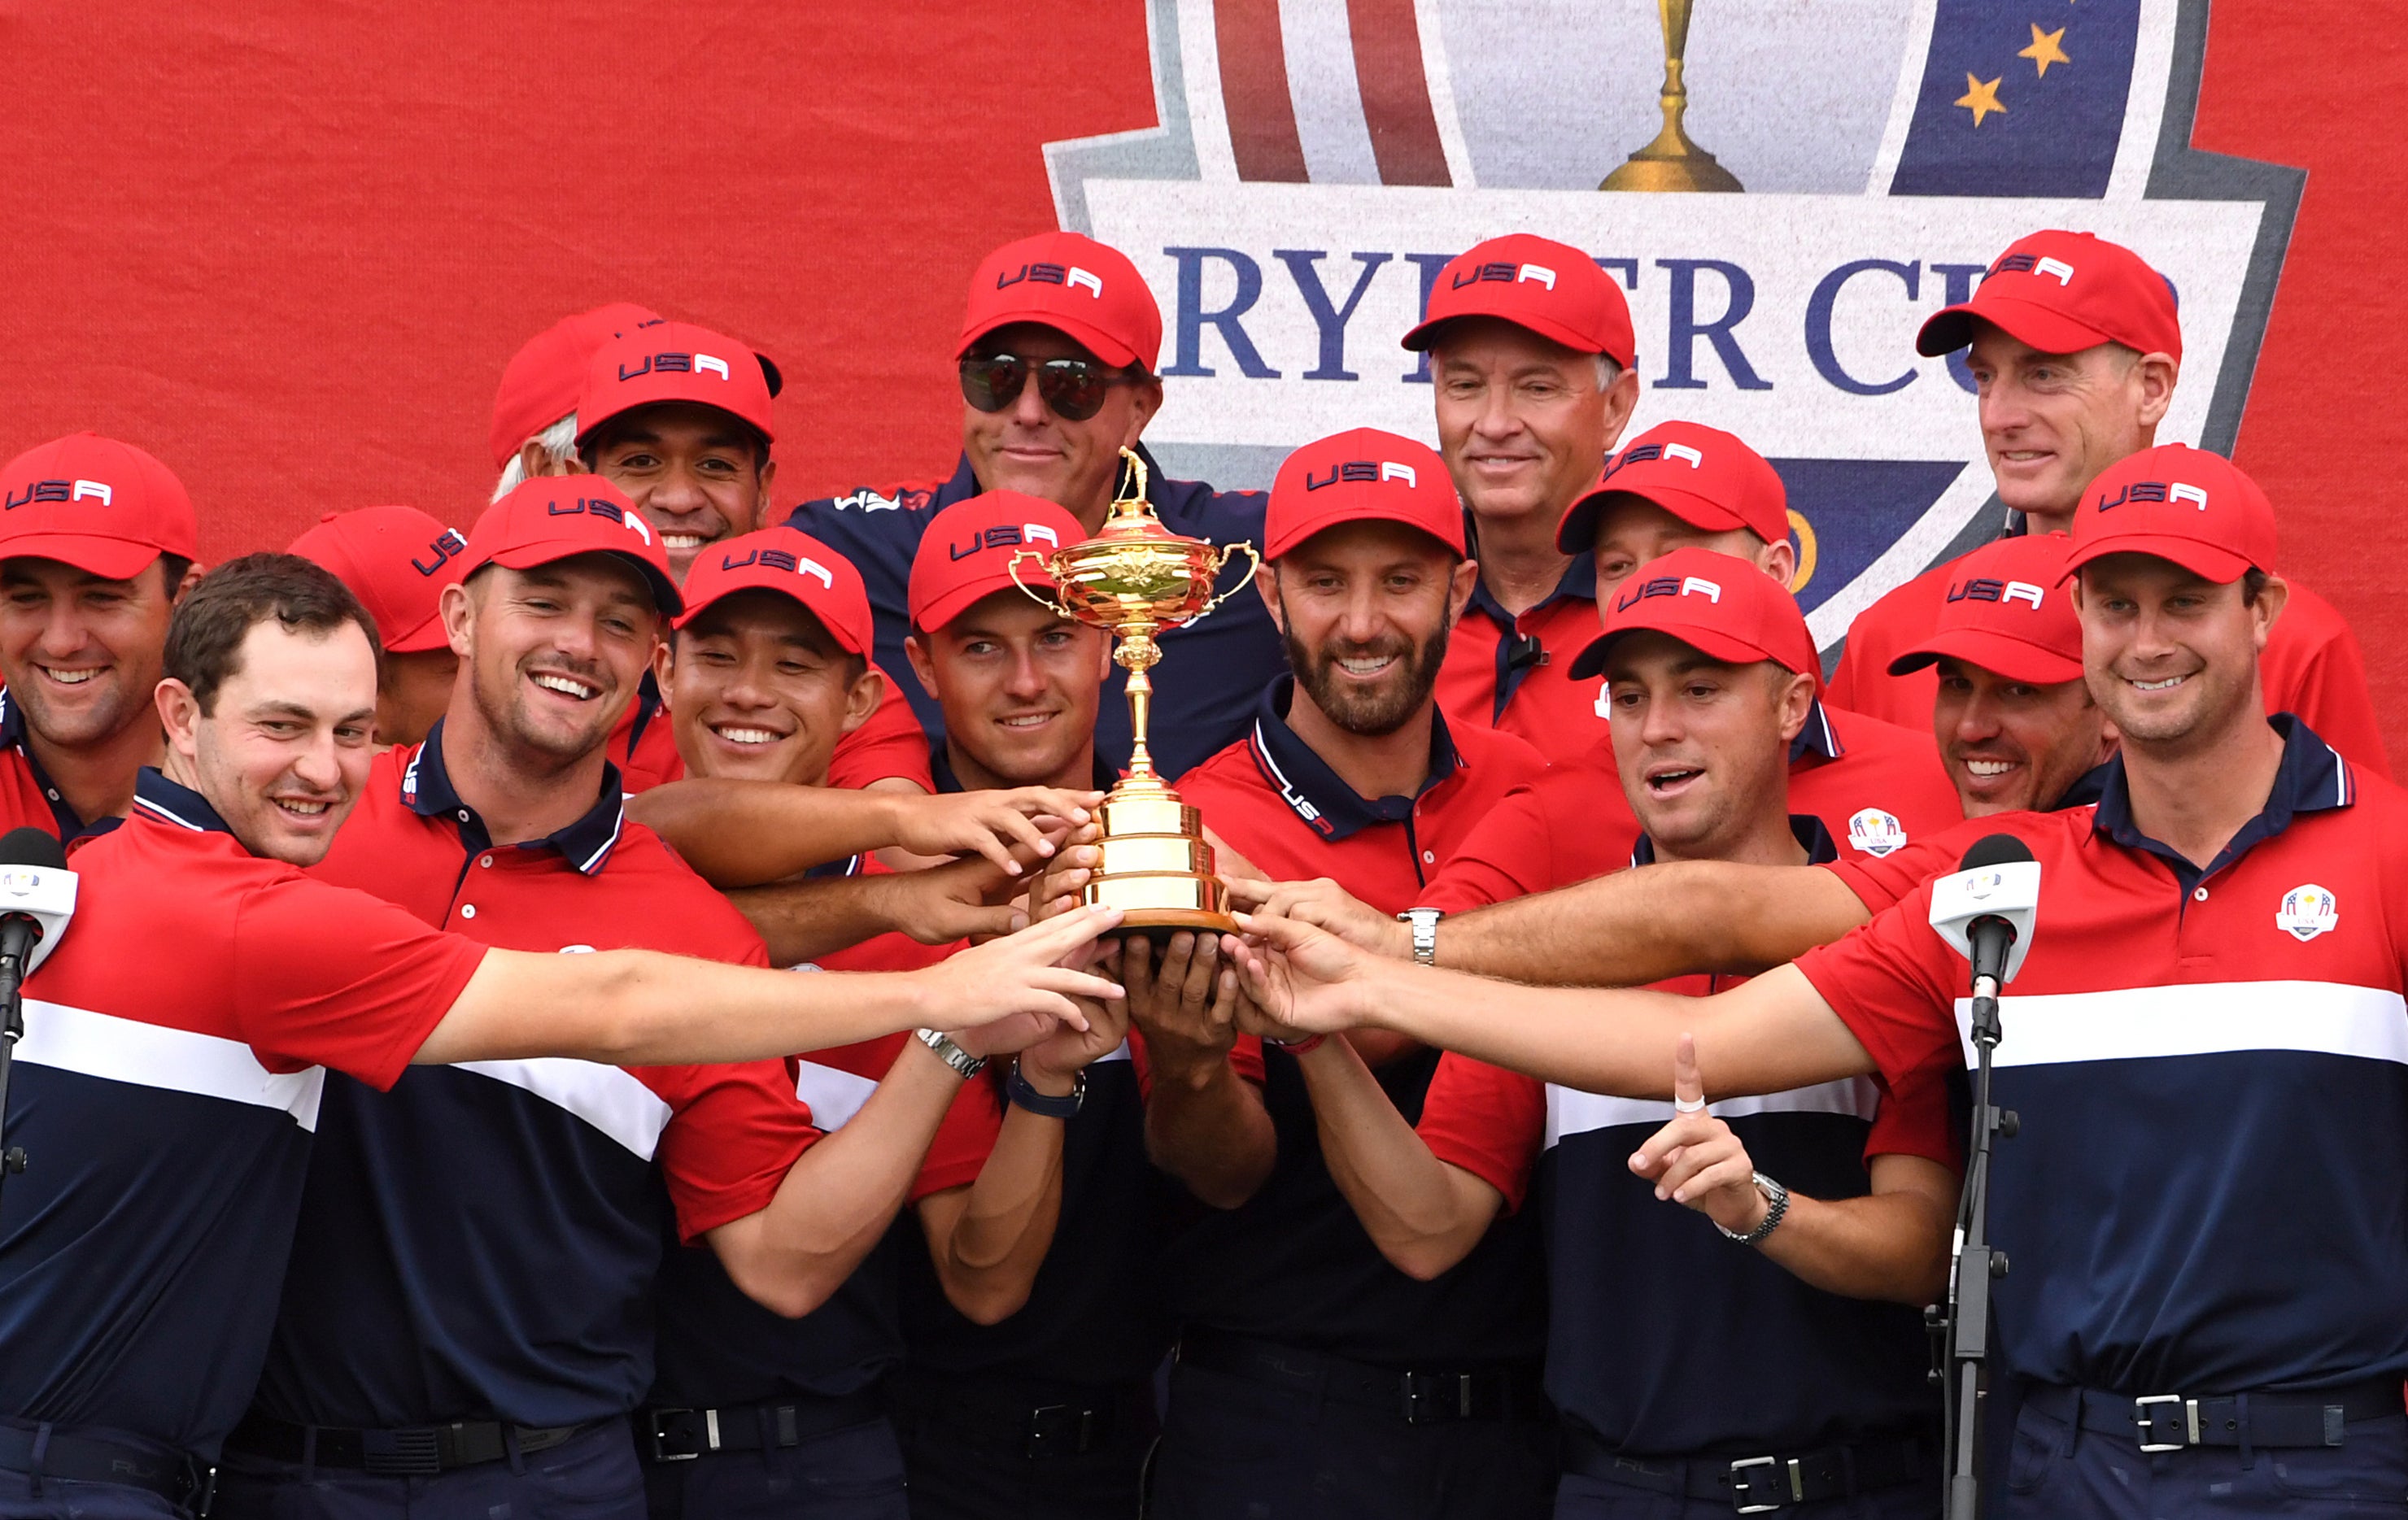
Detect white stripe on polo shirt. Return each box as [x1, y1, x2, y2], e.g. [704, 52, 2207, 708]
[1545, 1077, 1881, 1148]
[453, 1059, 674, 1160]
[1961, 980, 2408, 1070]
[16, 997, 327, 1130]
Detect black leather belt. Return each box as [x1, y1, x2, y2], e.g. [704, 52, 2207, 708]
[0, 1421, 212, 1508]
[637, 1390, 886, 1463]
[2023, 1379, 2404, 1452]
[225, 1411, 598, 1476]
[1177, 1328, 1546, 1425]
[888, 1370, 1155, 1461]
[1564, 1429, 1932, 1514]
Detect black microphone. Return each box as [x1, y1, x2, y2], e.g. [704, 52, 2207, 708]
[1505, 633, 1547, 673]
[1958, 834, 2035, 998]
[0, 827, 67, 973]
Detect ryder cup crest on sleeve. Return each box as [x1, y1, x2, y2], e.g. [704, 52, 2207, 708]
[0, 431, 199, 580]
[906, 491, 1086, 633]
[958, 230, 1163, 372]
[1916, 229, 2183, 362]
[576, 320, 779, 447]
[1555, 420, 1790, 552]
[1888, 533, 2085, 686]
[1263, 428, 1462, 561]
[288, 505, 467, 655]
[1569, 544, 1816, 681]
[1401, 233, 1635, 368]
[489, 302, 661, 469]
[2062, 443, 2276, 586]
[459, 477, 683, 616]
[677, 526, 874, 654]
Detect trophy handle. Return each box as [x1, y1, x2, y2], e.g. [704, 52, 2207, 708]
[1195, 542, 1263, 621]
[1008, 547, 1074, 616]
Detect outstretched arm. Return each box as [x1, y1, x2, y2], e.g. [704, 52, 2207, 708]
[415, 907, 1124, 1067]
[626, 776, 1101, 886]
[1227, 860, 1872, 987]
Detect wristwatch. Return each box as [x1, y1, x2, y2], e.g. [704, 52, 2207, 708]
[1006, 1058, 1086, 1118]
[1398, 907, 1442, 966]
[914, 1027, 988, 1080]
[1716, 1171, 1790, 1246]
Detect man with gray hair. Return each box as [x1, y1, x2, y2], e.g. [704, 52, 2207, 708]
[1411, 234, 1642, 764]
[487, 303, 661, 499]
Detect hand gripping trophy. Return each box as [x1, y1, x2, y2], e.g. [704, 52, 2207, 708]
[1010, 449, 1259, 936]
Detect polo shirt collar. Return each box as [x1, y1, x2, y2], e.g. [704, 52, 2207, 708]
[2090, 716, 2351, 890]
[131, 766, 236, 838]
[1245, 675, 1463, 843]
[0, 688, 85, 838]
[1787, 699, 1843, 766]
[1465, 550, 1598, 628]
[400, 718, 626, 875]
[1630, 812, 1838, 869]
[2054, 760, 2113, 812]
[930, 743, 1118, 798]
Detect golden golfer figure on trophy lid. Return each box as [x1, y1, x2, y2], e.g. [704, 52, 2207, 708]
[1009, 449, 1261, 939]
[1601, 0, 1744, 192]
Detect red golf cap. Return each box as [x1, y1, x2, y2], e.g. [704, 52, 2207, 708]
[1556, 421, 1788, 552]
[1401, 234, 1635, 368]
[908, 492, 1084, 633]
[489, 303, 662, 469]
[576, 320, 779, 449]
[1888, 534, 2084, 685]
[1917, 230, 2182, 362]
[1570, 545, 1815, 681]
[676, 527, 874, 654]
[1266, 429, 1463, 561]
[0, 432, 199, 580]
[2062, 443, 2274, 586]
[958, 232, 1163, 372]
[287, 505, 465, 655]
[456, 478, 683, 617]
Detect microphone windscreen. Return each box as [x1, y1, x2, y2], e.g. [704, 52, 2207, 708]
[0, 826, 65, 873]
[1958, 832, 2035, 873]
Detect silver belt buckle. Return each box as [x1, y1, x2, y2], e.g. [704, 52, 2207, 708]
[2133, 1393, 2198, 1452]
[1727, 1453, 1800, 1513]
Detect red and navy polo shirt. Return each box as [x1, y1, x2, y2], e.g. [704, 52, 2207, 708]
[1435, 551, 1610, 767]
[1421, 700, 1961, 912]
[787, 448, 1284, 782]
[1165, 680, 1551, 1367]
[650, 858, 984, 1411]
[1421, 816, 1952, 1455]
[0, 687, 98, 838]
[0, 769, 484, 1458]
[1824, 762, 2110, 916]
[1829, 542, 2388, 776]
[251, 722, 817, 1431]
[1798, 717, 2408, 1393]
[613, 664, 936, 793]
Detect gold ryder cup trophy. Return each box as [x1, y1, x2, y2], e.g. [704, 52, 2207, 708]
[1010, 448, 1259, 937]
[1599, 0, 1743, 193]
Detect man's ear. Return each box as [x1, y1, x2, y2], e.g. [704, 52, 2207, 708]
[650, 635, 677, 697]
[2250, 573, 2289, 651]
[1446, 557, 1479, 625]
[1774, 669, 1817, 744]
[1255, 563, 1287, 634]
[2134, 351, 2179, 431]
[439, 581, 476, 659]
[1599, 364, 1642, 454]
[840, 663, 883, 735]
[743, 459, 779, 537]
[155, 677, 203, 760]
[1122, 377, 1165, 447]
[1761, 534, 1798, 593]
[904, 632, 940, 699]
[172, 560, 207, 602]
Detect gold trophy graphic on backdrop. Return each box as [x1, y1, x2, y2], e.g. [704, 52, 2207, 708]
[1601, 0, 1743, 192]
[1010, 448, 1260, 936]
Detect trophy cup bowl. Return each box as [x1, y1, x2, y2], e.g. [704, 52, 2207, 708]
[1010, 450, 1260, 941]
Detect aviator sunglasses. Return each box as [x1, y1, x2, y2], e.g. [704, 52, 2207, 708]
[958, 354, 1139, 423]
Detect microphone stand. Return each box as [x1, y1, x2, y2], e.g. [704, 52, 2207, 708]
[1940, 964, 2016, 1519]
[0, 924, 31, 1209]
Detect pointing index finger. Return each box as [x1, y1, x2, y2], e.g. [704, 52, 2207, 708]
[1672, 1031, 1706, 1114]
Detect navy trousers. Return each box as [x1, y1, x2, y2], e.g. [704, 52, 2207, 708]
[1148, 1360, 1555, 1520]
[1995, 1397, 2408, 1517]
[212, 1419, 644, 1520]
[641, 1415, 906, 1520]
[0, 1469, 186, 1520]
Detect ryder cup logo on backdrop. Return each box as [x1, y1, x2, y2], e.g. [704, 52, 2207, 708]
[2275, 883, 2338, 943]
[1042, 0, 2296, 655]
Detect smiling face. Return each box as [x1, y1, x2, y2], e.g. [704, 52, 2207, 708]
[444, 556, 662, 770]
[159, 617, 380, 865]
[0, 555, 183, 752]
[1431, 318, 1635, 531]
[906, 589, 1108, 788]
[2075, 554, 2279, 757]
[662, 590, 879, 786]
[960, 323, 1161, 530]
[1263, 519, 1474, 738]
[584, 401, 774, 583]
[1603, 629, 1811, 860]
[1966, 327, 2175, 530]
[1933, 656, 2111, 816]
